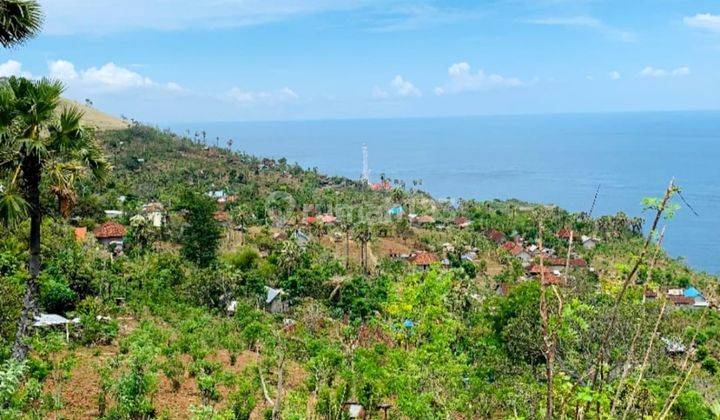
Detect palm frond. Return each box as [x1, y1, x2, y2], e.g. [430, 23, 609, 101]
[49, 105, 84, 152]
[0, 183, 27, 226]
[0, 0, 43, 48]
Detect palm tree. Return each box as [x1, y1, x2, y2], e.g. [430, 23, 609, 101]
[354, 221, 372, 274]
[0, 77, 109, 361]
[0, 0, 42, 48]
[338, 218, 353, 269]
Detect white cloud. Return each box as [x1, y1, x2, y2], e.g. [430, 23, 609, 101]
[640, 66, 691, 78]
[226, 86, 299, 104]
[609, 70, 621, 80]
[372, 86, 389, 99]
[46, 60, 183, 94]
[684, 13, 720, 34]
[526, 16, 635, 42]
[435, 62, 522, 95]
[48, 60, 78, 80]
[82, 63, 154, 89]
[0, 60, 32, 78]
[673, 66, 691, 76]
[372, 75, 421, 99]
[390, 75, 421, 97]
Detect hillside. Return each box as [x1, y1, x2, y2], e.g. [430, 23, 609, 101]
[1, 123, 719, 419]
[60, 98, 129, 131]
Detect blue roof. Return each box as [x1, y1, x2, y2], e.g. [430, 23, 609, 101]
[403, 319, 414, 329]
[683, 287, 702, 298]
[388, 205, 404, 215]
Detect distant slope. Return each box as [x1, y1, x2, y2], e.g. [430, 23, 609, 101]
[60, 98, 129, 131]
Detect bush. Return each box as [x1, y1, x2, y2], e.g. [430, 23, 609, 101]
[39, 275, 76, 313]
[224, 246, 260, 271]
[197, 374, 220, 404]
[77, 297, 119, 345]
[161, 356, 185, 391]
[227, 375, 256, 420]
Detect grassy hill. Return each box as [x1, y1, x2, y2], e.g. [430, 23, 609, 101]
[60, 98, 129, 131]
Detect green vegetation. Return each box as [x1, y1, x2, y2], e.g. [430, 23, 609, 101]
[0, 86, 718, 417]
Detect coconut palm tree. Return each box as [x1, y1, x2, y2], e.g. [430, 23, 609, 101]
[0, 0, 42, 48]
[0, 77, 109, 361]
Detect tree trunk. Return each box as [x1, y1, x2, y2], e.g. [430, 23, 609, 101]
[345, 231, 350, 269]
[12, 158, 41, 361]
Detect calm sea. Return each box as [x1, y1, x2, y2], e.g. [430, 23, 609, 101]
[170, 112, 720, 275]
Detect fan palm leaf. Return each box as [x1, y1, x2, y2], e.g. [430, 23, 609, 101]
[0, 0, 42, 48]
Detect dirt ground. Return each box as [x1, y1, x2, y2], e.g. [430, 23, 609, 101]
[43, 319, 306, 419]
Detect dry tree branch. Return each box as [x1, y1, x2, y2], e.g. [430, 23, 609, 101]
[586, 179, 676, 398]
[658, 309, 707, 419]
[610, 225, 667, 414]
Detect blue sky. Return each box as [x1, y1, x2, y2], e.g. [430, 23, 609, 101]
[2, 0, 720, 122]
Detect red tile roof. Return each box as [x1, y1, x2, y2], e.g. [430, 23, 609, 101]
[529, 264, 552, 275]
[546, 257, 588, 267]
[668, 295, 694, 305]
[487, 229, 506, 243]
[93, 221, 126, 239]
[501, 241, 516, 251]
[541, 272, 562, 286]
[501, 241, 525, 256]
[556, 228, 574, 239]
[454, 216, 469, 225]
[74, 227, 87, 242]
[410, 252, 438, 266]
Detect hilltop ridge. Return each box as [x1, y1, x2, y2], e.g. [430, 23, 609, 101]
[60, 98, 129, 131]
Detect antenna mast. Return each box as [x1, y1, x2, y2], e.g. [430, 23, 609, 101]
[361, 143, 370, 184]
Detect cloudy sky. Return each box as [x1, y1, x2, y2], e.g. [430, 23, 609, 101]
[2, 0, 720, 122]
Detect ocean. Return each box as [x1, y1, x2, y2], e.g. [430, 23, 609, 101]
[170, 112, 720, 275]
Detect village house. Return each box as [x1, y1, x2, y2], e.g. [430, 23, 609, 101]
[454, 216, 472, 229]
[388, 205, 404, 217]
[104, 209, 123, 219]
[318, 214, 337, 225]
[93, 221, 127, 248]
[545, 257, 588, 271]
[581, 235, 600, 249]
[665, 286, 709, 308]
[527, 264, 563, 285]
[485, 229, 507, 245]
[501, 241, 532, 265]
[293, 230, 310, 248]
[556, 228, 574, 240]
[369, 180, 392, 191]
[409, 251, 439, 270]
[414, 215, 435, 226]
[265, 286, 289, 313]
[142, 202, 166, 227]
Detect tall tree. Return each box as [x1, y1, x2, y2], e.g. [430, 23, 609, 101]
[0, 77, 109, 360]
[0, 0, 42, 48]
[178, 189, 221, 267]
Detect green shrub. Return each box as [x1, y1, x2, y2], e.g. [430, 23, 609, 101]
[161, 356, 185, 391]
[39, 275, 76, 313]
[227, 375, 256, 420]
[77, 297, 119, 345]
[197, 374, 220, 404]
